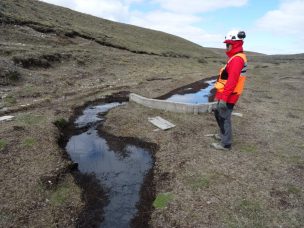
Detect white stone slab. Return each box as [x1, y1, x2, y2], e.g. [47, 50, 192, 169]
[232, 112, 243, 117]
[0, 115, 14, 122]
[148, 116, 175, 130]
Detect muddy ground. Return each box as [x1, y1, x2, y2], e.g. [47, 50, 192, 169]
[1, 20, 304, 228]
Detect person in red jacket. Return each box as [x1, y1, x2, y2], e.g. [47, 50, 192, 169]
[211, 30, 247, 150]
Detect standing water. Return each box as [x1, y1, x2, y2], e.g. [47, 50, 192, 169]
[156, 77, 217, 104]
[165, 79, 216, 104]
[65, 102, 154, 228]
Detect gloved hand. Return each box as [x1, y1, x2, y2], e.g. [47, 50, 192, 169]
[218, 100, 227, 110]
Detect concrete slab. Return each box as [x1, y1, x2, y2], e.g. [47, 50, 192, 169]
[148, 116, 175, 130]
[130, 93, 216, 114]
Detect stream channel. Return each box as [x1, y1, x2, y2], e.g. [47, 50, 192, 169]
[64, 99, 155, 228]
[62, 77, 216, 227]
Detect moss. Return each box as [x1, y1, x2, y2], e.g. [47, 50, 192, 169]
[53, 118, 68, 129]
[153, 192, 174, 209]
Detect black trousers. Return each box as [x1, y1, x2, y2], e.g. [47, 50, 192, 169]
[214, 103, 234, 146]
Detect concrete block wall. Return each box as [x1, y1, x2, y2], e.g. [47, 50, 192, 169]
[130, 93, 216, 114]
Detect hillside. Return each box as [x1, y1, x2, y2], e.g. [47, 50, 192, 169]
[0, 0, 216, 58]
[206, 47, 266, 57]
[0, 0, 303, 228]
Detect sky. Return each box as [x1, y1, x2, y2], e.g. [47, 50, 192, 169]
[40, 0, 304, 55]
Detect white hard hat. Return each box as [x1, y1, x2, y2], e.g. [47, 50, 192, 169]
[224, 30, 246, 43]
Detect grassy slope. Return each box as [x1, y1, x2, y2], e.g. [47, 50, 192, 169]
[206, 47, 266, 57]
[0, 0, 216, 58]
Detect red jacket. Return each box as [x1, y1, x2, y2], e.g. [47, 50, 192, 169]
[215, 41, 245, 104]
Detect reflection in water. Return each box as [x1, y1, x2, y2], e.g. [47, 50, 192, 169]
[165, 79, 216, 104]
[66, 102, 153, 228]
[75, 102, 123, 128]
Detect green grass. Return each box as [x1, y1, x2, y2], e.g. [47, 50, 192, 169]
[50, 185, 70, 206]
[287, 185, 301, 196]
[185, 172, 223, 190]
[19, 84, 41, 97]
[229, 199, 266, 227]
[238, 199, 263, 217]
[278, 154, 304, 165]
[153, 192, 174, 209]
[3, 95, 17, 106]
[0, 139, 8, 151]
[22, 137, 36, 147]
[188, 176, 210, 190]
[236, 199, 265, 227]
[17, 114, 45, 125]
[240, 144, 257, 153]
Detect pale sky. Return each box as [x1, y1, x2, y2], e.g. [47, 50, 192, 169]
[40, 0, 304, 55]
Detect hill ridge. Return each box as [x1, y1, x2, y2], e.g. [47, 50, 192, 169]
[0, 0, 217, 59]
